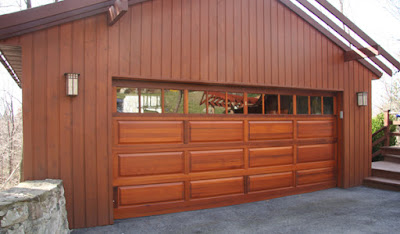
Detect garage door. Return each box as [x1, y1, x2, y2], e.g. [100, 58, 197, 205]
[112, 80, 338, 219]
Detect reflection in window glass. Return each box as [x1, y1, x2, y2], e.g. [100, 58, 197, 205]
[323, 97, 334, 115]
[164, 89, 184, 113]
[140, 88, 162, 113]
[280, 95, 293, 114]
[207, 91, 226, 114]
[116, 87, 139, 113]
[265, 95, 278, 114]
[248, 93, 263, 114]
[227, 92, 244, 114]
[189, 90, 207, 114]
[297, 96, 308, 114]
[310, 96, 321, 115]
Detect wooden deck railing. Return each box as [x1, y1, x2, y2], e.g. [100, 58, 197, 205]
[372, 110, 400, 159]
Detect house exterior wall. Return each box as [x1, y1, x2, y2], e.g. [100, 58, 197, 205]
[0, 0, 375, 229]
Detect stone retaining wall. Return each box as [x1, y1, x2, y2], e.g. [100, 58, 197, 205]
[0, 179, 69, 233]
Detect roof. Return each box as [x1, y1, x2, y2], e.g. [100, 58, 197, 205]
[0, 0, 399, 86]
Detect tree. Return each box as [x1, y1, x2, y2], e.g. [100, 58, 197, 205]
[25, 0, 31, 9]
[0, 90, 22, 190]
[374, 0, 400, 113]
[378, 74, 400, 113]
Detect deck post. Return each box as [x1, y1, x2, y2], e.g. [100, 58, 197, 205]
[384, 110, 391, 146]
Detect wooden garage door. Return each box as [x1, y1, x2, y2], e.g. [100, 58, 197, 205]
[112, 81, 338, 219]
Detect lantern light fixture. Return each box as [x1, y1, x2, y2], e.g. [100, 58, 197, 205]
[357, 92, 368, 106]
[65, 73, 79, 96]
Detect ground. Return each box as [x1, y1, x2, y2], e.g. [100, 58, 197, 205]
[73, 186, 400, 234]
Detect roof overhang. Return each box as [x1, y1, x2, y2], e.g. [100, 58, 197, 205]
[0, 44, 21, 87]
[0, 0, 148, 40]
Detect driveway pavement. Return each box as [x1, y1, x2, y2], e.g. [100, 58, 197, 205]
[73, 186, 400, 234]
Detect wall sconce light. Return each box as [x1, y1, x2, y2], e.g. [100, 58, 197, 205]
[65, 73, 79, 96]
[357, 92, 368, 106]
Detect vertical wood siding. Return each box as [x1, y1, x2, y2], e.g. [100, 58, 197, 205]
[9, 0, 375, 228]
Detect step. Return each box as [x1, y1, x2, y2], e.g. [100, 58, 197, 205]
[372, 168, 400, 180]
[384, 154, 400, 164]
[363, 177, 400, 191]
[381, 146, 400, 155]
[372, 161, 400, 173]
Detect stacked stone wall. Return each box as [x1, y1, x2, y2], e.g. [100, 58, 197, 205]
[0, 179, 69, 233]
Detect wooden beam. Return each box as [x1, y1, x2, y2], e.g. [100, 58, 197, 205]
[344, 45, 380, 62]
[277, 0, 383, 78]
[296, 0, 392, 76]
[315, 0, 400, 72]
[108, 0, 128, 26]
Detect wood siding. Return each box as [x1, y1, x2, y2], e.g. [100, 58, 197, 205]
[0, 0, 375, 228]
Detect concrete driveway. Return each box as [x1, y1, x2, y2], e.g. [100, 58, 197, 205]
[73, 186, 400, 234]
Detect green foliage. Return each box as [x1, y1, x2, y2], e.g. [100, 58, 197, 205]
[372, 113, 397, 161]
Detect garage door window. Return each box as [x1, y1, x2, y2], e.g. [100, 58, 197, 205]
[227, 92, 244, 114]
[141, 88, 162, 113]
[297, 96, 309, 114]
[164, 89, 184, 114]
[189, 90, 207, 114]
[207, 91, 227, 114]
[117, 88, 139, 113]
[323, 97, 334, 115]
[265, 95, 278, 114]
[310, 96, 322, 115]
[114, 84, 335, 116]
[280, 95, 293, 114]
[247, 93, 263, 114]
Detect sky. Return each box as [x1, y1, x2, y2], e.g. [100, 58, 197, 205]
[0, 0, 399, 116]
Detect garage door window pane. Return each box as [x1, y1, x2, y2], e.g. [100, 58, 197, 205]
[228, 92, 244, 114]
[189, 91, 207, 114]
[280, 95, 293, 114]
[297, 96, 308, 114]
[116, 87, 139, 113]
[207, 91, 226, 114]
[323, 97, 334, 115]
[265, 95, 278, 114]
[164, 89, 184, 114]
[248, 93, 263, 114]
[310, 96, 321, 115]
[140, 88, 162, 113]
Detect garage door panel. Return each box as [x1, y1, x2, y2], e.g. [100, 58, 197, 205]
[296, 167, 335, 186]
[297, 144, 335, 163]
[118, 152, 184, 177]
[117, 121, 184, 144]
[249, 146, 293, 167]
[189, 121, 244, 142]
[190, 177, 244, 199]
[295, 160, 336, 171]
[249, 172, 293, 192]
[297, 120, 335, 138]
[249, 121, 293, 140]
[119, 182, 184, 206]
[190, 149, 244, 172]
